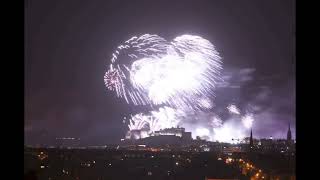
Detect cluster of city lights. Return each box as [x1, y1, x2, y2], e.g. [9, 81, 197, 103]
[225, 157, 265, 179]
[37, 151, 48, 161]
[62, 169, 70, 175]
[80, 160, 95, 168]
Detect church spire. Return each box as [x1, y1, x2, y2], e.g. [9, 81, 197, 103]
[289, 122, 291, 131]
[249, 128, 253, 147]
[287, 122, 292, 141]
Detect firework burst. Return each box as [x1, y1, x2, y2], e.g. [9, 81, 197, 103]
[104, 34, 222, 110]
[127, 106, 183, 132]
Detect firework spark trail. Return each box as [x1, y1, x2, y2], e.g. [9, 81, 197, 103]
[227, 104, 241, 115]
[127, 113, 149, 130]
[104, 34, 222, 110]
[126, 106, 183, 132]
[198, 98, 214, 109]
[145, 116, 161, 132]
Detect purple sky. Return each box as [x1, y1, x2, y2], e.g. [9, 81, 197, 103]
[25, 0, 295, 145]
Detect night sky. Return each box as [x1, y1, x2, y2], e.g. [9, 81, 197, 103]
[25, 0, 295, 145]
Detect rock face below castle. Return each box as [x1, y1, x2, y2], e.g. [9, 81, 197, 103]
[123, 127, 193, 147]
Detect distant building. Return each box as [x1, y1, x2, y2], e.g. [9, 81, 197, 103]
[259, 138, 274, 150]
[256, 137, 296, 153]
[260, 138, 273, 145]
[223, 146, 243, 154]
[55, 137, 80, 148]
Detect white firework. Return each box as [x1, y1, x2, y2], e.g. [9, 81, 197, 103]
[127, 113, 149, 130]
[213, 120, 246, 143]
[227, 104, 241, 115]
[150, 106, 182, 130]
[145, 116, 161, 132]
[198, 98, 214, 109]
[195, 128, 210, 137]
[210, 116, 223, 128]
[213, 125, 245, 143]
[104, 34, 222, 110]
[241, 113, 254, 129]
[127, 107, 183, 132]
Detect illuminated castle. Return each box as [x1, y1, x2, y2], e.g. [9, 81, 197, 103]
[125, 127, 192, 140]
